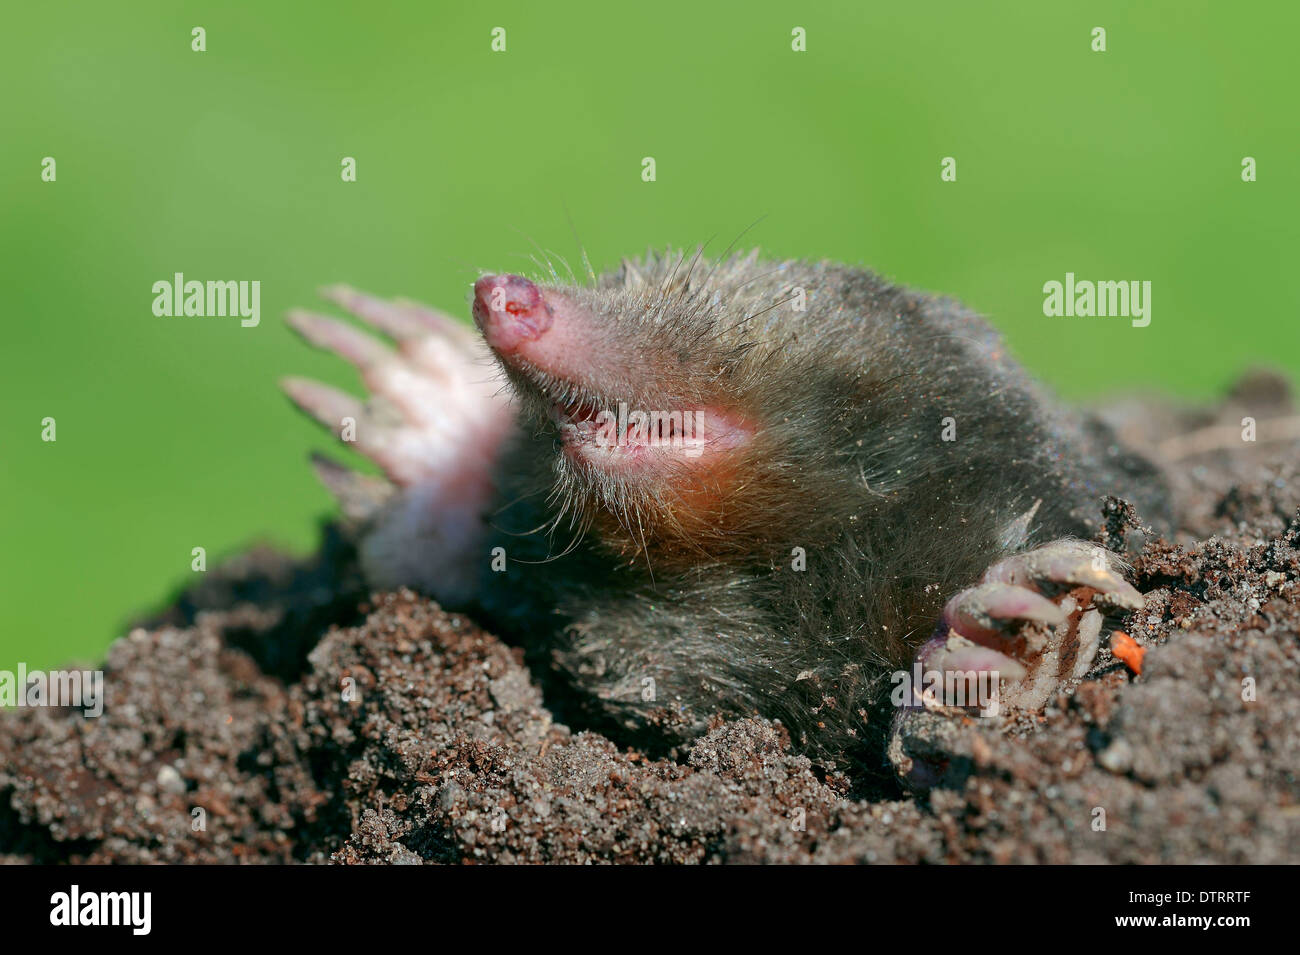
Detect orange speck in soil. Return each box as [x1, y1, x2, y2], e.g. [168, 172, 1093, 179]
[1110, 631, 1146, 675]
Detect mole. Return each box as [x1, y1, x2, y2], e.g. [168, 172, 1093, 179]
[281, 249, 1171, 781]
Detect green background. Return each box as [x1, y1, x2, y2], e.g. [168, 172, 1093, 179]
[3, 1, 1296, 670]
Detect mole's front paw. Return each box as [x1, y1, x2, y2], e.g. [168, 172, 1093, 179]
[920, 540, 1142, 710]
[888, 540, 1143, 787]
[282, 288, 516, 602]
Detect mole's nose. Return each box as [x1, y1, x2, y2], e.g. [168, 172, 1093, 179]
[472, 274, 552, 352]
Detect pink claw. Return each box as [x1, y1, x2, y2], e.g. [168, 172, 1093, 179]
[917, 633, 1027, 682]
[944, 582, 1068, 642]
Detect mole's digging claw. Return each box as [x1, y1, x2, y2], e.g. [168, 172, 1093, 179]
[914, 631, 1026, 690]
[890, 538, 1146, 786]
[944, 582, 1068, 641]
[984, 540, 1144, 610]
[320, 285, 480, 350]
[944, 538, 1144, 676]
[309, 453, 394, 521]
[283, 288, 517, 600]
[280, 375, 365, 433]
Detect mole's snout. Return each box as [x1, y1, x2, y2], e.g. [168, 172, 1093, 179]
[472, 274, 552, 353]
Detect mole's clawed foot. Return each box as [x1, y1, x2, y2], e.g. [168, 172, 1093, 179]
[282, 287, 516, 602]
[888, 540, 1144, 788]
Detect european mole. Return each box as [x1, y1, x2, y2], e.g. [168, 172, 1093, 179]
[282, 249, 1170, 779]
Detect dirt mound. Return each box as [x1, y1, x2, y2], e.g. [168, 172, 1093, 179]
[3, 380, 1299, 863]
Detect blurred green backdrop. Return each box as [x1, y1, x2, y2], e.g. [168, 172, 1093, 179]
[3, 0, 1297, 670]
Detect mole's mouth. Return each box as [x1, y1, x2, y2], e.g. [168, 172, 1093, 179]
[550, 397, 685, 460]
[549, 394, 755, 476]
[550, 397, 601, 435]
[471, 272, 754, 474]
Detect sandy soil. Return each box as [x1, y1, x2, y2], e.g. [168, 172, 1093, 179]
[2, 374, 1298, 863]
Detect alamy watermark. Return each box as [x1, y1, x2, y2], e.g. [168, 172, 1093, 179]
[565, 402, 706, 457]
[1042, 272, 1151, 328]
[152, 273, 260, 327]
[50, 885, 150, 935]
[890, 662, 1001, 717]
[0, 664, 104, 717]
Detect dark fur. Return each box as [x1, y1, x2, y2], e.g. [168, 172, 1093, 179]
[469, 250, 1169, 769]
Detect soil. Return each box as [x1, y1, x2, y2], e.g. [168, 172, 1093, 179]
[3, 372, 1298, 864]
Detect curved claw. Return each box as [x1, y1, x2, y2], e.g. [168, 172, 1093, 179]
[287, 310, 459, 430]
[287, 309, 393, 372]
[320, 284, 437, 341]
[944, 582, 1068, 640]
[309, 453, 393, 521]
[322, 285, 481, 353]
[280, 375, 365, 432]
[281, 376, 440, 485]
[908, 633, 1024, 712]
[891, 539, 1144, 785]
[986, 541, 1144, 610]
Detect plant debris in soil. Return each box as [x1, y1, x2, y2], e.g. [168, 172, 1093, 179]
[2, 373, 1299, 864]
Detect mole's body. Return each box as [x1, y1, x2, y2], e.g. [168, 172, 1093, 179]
[283, 251, 1168, 775]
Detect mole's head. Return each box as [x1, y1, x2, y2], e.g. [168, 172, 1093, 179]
[472, 251, 876, 566]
